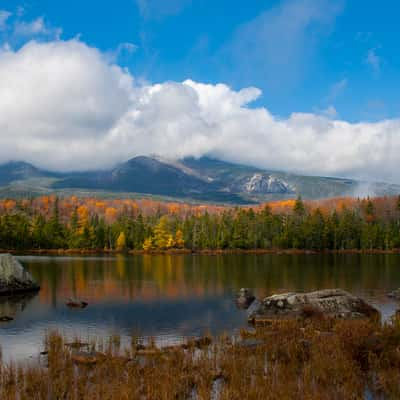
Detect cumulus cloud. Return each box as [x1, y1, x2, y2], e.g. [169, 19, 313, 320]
[0, 39, 400, 183]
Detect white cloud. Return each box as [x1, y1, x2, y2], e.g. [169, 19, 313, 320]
[0, 10, 12, 31]
[111, 42, 138, 61]
[326, 78, 347, 101]
[321, 105, 338, 118]
[14, 16, 62, 40]
[0, 39, 400, 183]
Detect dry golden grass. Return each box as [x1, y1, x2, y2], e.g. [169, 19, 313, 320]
[1, 316, 400, 399]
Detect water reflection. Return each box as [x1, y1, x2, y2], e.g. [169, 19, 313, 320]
[20, 254, 400, 303]
[0, 253, 400, 361]
[0, 292, 38, 320]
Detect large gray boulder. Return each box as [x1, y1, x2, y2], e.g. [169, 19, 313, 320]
[0, 254, 40, 295]
[248, 289, 379, 322]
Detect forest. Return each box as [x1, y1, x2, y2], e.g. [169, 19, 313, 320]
[0, 195, 400, 251]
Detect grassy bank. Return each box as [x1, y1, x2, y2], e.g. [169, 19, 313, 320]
[1, 317, 400, 399]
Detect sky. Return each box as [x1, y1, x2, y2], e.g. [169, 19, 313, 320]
[0, 0, 400, 182]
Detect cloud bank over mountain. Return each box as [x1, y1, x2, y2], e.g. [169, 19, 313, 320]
[0, 39, 399, 182]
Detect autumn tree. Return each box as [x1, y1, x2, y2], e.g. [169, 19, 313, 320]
[174, 229, 185, 248]
[152, 216, 172, 249]
[116, 232, 127, 251]
[143, 237, 153, 251]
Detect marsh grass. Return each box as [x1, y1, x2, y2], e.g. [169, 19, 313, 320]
[1, 317, 400, 399]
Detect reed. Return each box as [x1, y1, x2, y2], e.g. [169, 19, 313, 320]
[1, 317, 399, 399]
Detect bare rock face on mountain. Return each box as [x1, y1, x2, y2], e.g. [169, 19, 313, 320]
[247, 289, 379, 322]
[0, 254, 40, 295]
[242, 174, 294, 194]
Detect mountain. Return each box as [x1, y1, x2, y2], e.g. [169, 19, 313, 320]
[0, 161, 57, 186]
[0, 156, 399, 204]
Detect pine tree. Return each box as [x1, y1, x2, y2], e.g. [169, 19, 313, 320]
[293, 196, 306, 216]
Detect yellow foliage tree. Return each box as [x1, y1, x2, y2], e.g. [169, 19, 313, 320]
[143, 237, 153, 251]
[166, 234, 174, 249]
[116, 232, 127, 251]
[153, 216, 171, 249]
[77, 205, 90, 234]
[174, 230, 185, 248]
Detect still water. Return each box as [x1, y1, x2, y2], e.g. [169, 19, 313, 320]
[1, 253, 400, 361]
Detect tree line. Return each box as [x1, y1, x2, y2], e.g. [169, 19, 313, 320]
[1, 196, 400, 251]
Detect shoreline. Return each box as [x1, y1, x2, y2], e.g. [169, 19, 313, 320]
[2, 248, 400, 256]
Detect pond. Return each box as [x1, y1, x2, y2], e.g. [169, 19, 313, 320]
[1, 253, 400, 361]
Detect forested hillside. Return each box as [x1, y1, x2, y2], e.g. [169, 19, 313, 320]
[1, 195, 400, 251]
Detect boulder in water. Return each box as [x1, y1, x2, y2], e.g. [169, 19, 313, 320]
[236, 288, 256, 309]
[248, 289, 379, 323]
[387, 289, 400, 300]
[0, 254, 40, 295]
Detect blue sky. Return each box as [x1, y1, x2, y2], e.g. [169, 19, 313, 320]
[0, 0, 400, 182]
[2, 0, 399, 121]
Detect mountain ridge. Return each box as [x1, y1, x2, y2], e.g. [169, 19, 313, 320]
[0, 156, 399, 204]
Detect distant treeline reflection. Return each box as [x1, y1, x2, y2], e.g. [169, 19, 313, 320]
[24, 254, 400, 304]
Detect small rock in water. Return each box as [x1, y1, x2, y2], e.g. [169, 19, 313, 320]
[236, 288, 255, 309]
[71, 351, 105, 365]
[66, 298, 88, 308]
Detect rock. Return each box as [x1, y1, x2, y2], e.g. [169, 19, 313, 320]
[238, 338, 264, 349]
[0, 254, 40, 295]
[236, 288, 255, 309]
[66, 298, 88, 308]
[185, 336, 212, 349]
[65, 341, 90, 349]
[242, 174, 294, 194]
[248, 289, 379, 322]
[387, 289, 400, 300]
[71, 351, 105, 365]
[246, 299, 262, 319]
[0, 316, 13, 322]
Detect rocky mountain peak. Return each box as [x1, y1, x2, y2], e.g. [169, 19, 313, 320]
[244, 173, 294, 194]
